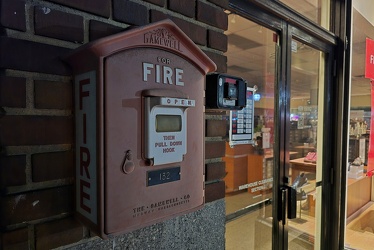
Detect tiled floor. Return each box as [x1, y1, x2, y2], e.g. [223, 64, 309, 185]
[225, 204, 314, 249]
[226, 207, 272, 250]
[225, 191, 314, 249]
[226, 194, 374, 249]
[345, 202, 374, 249]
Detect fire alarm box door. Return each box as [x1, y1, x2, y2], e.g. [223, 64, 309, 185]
[65, 20, 216, 237]
[103, 48, 205, 234]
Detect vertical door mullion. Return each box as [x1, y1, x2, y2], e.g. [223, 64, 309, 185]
[272, 20, 290, 250]
[283, 21, 293, 250]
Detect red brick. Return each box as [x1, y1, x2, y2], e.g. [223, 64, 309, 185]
[206, 119, 227, 137]
[0, 76, 26, 108]
[151, 10, 207, 46]
[197, 1, 228, 30]
[47, 0, 110, 17]
[204, 50, 227, 72]
[34, 80, 72, 109]
[143, 0, 165, 7]
[0, 0, 26, 31]
[205, 180, 225, 202]
[0, 186, 73, 227]
[89, 20, 124, 41]
[168, 0, 196, 18]
[0, 115, 73, 146]
[206, 162, 226, 181]
[1, 228, 28, 250]
[208, 30, 227, 52]
[208, 0, 229, 9]
[0, 155, 26, 188]
[173, 19, 206, 46]
[32, 151, 74, 182]
[205, 141, 225, 159]
[0, 37, 71, 75]
[35, 217, 84, 249]
[113, 0, 149, 26]
[34, 6, 84, 43]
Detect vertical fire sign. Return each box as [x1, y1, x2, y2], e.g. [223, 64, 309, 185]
[75, 71, 97, 223]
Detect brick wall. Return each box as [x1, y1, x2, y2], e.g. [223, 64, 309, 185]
[205, 118, 227, 202]
[0, 0, 228, 249]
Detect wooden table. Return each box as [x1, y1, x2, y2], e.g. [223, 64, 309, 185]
[294, 145, 315, 157]
[289, 157, 316, 182]
[289, 159, 371, 219]
[346, 173, 371, 217]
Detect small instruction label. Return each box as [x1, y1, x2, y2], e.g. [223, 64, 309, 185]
[239, 177, 273, 193]
[159, 97, 195, 107]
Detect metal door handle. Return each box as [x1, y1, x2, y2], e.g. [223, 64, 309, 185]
[287, 186, 297, 219]
[281, 188, 287, 225]
[280, 185, 297, 225]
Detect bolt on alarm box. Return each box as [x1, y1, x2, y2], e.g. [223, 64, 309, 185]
[205, 73, 247, 110]
[64, 20, 216, 238]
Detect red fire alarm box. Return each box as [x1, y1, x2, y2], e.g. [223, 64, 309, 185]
[64, 20, 216, 237]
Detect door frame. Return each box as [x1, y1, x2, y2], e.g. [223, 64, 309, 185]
[286, 26, 334, 249]
[228, 0, 350, 249]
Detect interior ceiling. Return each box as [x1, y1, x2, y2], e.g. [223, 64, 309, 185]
[225, 6, 373, 98]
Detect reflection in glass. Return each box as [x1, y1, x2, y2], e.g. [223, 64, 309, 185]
[288, 40, 324, 249]
[280, 0, 330, 30]
[224, 14, 275, 250]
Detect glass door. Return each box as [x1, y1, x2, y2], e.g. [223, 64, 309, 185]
[287, 39, 324, 249]
[224, 15, 277, 250]
[224, 20, 334, 248]
[283, 28, 334, 249]
[225, 1, 341, 249]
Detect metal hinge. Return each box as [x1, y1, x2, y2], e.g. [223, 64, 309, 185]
[345, 36, 349, 50]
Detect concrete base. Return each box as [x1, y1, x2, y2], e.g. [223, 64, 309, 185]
[58, 200, 225, 250]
